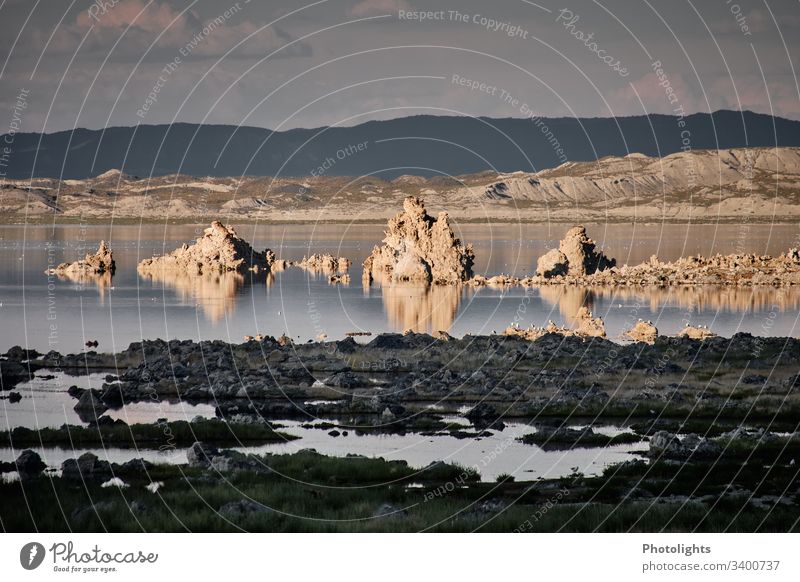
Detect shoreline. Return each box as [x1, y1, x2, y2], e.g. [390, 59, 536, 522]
[3, 330, 799, 532]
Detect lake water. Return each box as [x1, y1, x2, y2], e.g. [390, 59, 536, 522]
[1, 223, 799, 354]
[0, 372, 643, 481]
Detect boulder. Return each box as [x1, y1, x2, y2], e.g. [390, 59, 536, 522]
[624, 320, 658, 344]
[187, 442, 219, 467]
[677, 325, 716, 340]
[574, 306, 606, 337]
[73, 389, 108, 418]
[648, 431, 722, 460]
[536, 248, 569, 278]
[61, 452, 113, 480]
[138, 221, 280, 275]
[0, 360, 34, 388]
[15, 450, 46, 478]
[363, 197, 474, 284]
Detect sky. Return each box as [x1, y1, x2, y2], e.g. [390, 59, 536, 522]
[0, 0, 798, 134]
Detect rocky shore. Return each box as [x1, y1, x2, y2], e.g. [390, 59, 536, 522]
[3, 324, 799, 532]
[4, 325, 798, 427]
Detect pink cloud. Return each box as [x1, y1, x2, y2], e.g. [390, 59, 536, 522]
[77, 0, 188, 34]
[349, 0, 412, 17]
[612, 71, 700, 115]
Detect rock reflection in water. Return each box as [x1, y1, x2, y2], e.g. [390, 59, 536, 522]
[536, 284, 800, 336]
[538, 286, 595, 325]
[50, 270, 114, 297]
[138, 268, 275, 323]
[606, 286, 800, 314]
[373, 274, 466, 333]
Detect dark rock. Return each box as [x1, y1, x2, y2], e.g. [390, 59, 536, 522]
[15, 450, 46, 478]
[322, 371, 361, 389]
[61, 452, 113, 481]
[73, 389, 108, 414]
[4, 346, 41, 361]
[465, 403, 504, 429]
[115, 458, 155, 473]
[187, 442, 219, 467]
[0, 359, 33, 388]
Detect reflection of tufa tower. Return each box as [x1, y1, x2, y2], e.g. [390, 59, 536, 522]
[379, 279, 464, 334]
[538, 285, 595, 326]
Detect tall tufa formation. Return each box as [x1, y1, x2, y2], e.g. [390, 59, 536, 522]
[138, 221, 279, 275]
[363, 197, 474, 284]
[46, 240, 115, 276]
[536, 226, 615, 278]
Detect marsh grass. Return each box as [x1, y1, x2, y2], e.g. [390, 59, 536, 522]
[2, 446, 797, 532]
[1, 419, 296, 448]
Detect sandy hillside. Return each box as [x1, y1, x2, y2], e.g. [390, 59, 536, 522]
[2, 147, 799, 223]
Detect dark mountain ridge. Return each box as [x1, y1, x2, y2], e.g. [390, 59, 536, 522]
[3, 110, 799, 180]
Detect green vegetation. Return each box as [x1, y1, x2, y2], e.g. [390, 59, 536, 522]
[519, 428, 641, 449]
[0, 419, 297, 448]
[2, 443, 798, 532]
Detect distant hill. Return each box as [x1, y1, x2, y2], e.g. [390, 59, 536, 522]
[3, 147, 799, 224]
[2, 110, 800, 180]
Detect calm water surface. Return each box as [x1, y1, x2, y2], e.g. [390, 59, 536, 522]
[0, 223, 798, 353]
[0, 372, 642, 481]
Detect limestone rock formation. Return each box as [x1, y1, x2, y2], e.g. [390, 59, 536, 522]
[46, 241, 115, 276]
[296, 253, 351, 273]
[624, 320, 658, 344]
[555, 226, 615, 277]
[536, 248, 569, 278]
[574, 306, 606, 337]
[504, 307, 605, 340]
[138, 222, 279, 275]
[677, 325, 717, 340]
[363, 197, 474, 284]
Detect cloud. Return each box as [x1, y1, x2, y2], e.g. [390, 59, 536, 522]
[612, 71, 701, 116]
[41, 0, 311, 61]
[348, 0, 412, 17]
[76, 0, 186, 33]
